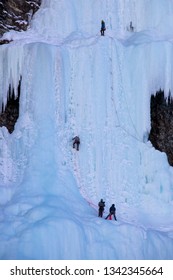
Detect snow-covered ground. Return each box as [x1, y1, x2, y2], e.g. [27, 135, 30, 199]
[0, 0, 173, 259]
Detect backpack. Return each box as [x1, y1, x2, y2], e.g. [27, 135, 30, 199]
[110, 205, 115, 214]
[74, 136, 80, 143]
[99, 201, 105, 208]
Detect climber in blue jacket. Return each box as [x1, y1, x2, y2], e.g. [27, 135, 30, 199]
[100, 20, 106, 36]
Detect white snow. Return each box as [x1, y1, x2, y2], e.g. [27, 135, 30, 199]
[0, 0, 173, 259]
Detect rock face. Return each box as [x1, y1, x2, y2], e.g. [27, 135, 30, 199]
[149, 90, 173, 166]
[0, 80, 21, 134]
[0, 0, 41, 37]
[0, 95, 20, 134]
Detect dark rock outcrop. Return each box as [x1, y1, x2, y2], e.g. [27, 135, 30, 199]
[0, 39, 12, 44]
[0, 79, 21, 134]
[149, 89, 173, 166]
[0, 0, 41, 37]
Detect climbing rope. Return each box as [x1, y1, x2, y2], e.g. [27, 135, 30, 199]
[109, 36, 146, 144]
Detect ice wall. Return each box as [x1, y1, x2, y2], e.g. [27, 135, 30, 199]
[0, 0, 173, 259]
[31, 0, 173, 38]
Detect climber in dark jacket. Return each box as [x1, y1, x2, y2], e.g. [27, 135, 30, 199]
[100, 20, 106, 36]
[72, 136, 80, 151]
[98, 199, 105, 217]
[105, 204, 117, 220]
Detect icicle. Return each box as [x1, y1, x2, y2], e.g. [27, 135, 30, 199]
[0, 44, 23, 112]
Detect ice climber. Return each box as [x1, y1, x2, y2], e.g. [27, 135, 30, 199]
[98, 199, 105, 217]
[105, 204, 117, 220]
[129, 21, 134, 32]
[100, 20, 106, 36]
[72, 136, 80, 151]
